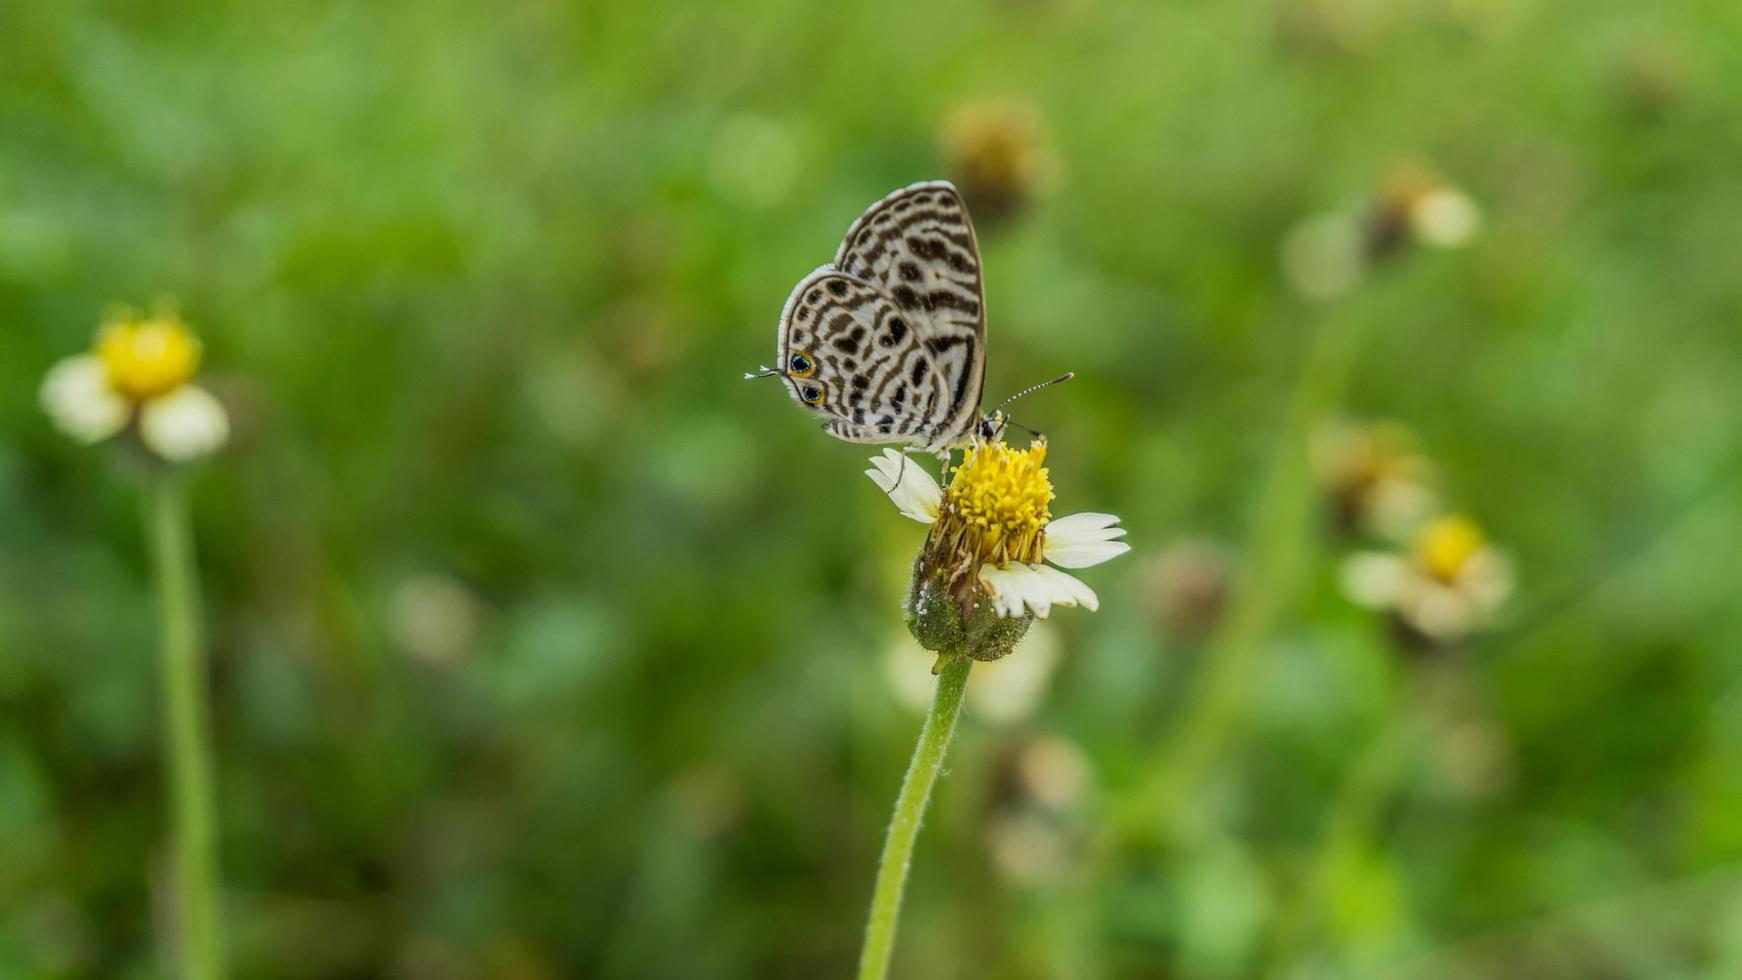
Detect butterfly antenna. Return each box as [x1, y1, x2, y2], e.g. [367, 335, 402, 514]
[990, 372, 1074, 416]
[743, 365, 784, 380]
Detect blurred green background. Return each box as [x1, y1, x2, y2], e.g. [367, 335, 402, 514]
[5, 0, 1742, 977]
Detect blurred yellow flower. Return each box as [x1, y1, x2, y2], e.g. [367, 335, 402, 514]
[940, 100, 1061, 223]
[1415, 514, 1487, 583]
[40, 310, 229, 462]
[1341, 514, 1514, 646]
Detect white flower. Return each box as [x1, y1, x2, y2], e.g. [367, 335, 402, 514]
[40, 310, 229, 462]
[1341, 515, 1513, 644]
[1280, 211, 1366, 300]
[1312, 419, 1440, 541]
[868, 445, 1130, 620]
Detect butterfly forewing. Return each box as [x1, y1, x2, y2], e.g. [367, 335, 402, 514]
[772, 180, 989, 453]
[777, 270, 955, 443]
[833, 182, 987, 445]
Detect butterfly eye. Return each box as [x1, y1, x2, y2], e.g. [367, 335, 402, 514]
[800, 385, 824, 404]
[788, 352, 815, 377]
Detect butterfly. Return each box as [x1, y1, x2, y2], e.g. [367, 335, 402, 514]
[749, 181, 1002, 457]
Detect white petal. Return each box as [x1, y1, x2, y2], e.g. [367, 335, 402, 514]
[1461, 550, 1514, 614]
[40, 355, 128, 444]
[139, 385, 229, 462]
[1044, 512, 1130, 568]
[1411, 188, 1481, 248]
[1028, 564, 1099, 612]
[1340, 553, 1406, 609]
[1404, 582, 1478, 641]
[1009, 564, 1054, 619]
[1045, 539, 1131, 569]
[1046, 512, 1127, 544]
[979, 563, 1101, 618]
[977, 564, 1035, 619]
[865, 449, 941, 523]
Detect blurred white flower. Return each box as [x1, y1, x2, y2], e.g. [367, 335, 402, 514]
[1312, 419, 1440, 541]
[40, 310, 229, 462]
[1375, 164, 1483, 253]
[1280, 211, 1366, 299]
[1143, 536, 1235, 642]
[390, 573, 483, 665]
[884, 622, 1062, 725]
[986, 735, 1091, 885]
[1341, 515, 1513, 645]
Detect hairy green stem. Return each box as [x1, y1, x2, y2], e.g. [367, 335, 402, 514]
[147, 475, 227, 980]
[858, 655, 973, 980]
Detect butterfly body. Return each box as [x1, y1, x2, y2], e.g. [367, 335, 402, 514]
[768, 181, 989, 455]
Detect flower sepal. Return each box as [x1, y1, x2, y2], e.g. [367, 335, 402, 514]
[905, 555, 1034, 662]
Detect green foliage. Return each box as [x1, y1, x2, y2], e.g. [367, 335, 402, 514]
[4, 0, 1742, 976]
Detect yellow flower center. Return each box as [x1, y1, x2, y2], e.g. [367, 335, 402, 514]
[1414, 515, 1485, 583]
[928, 438, 1053, 569]
[96, 314, 202, 401]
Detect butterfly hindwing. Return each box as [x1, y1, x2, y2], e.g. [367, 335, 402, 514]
[832, 181, 987, 444]
[777, 269, 955, 444]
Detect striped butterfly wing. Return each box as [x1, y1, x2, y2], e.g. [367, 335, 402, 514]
[777, 269, 957, 445]
[832, 181, 987, 448]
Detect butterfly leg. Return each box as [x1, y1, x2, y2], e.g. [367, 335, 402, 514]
[882, 446, 920, 498]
